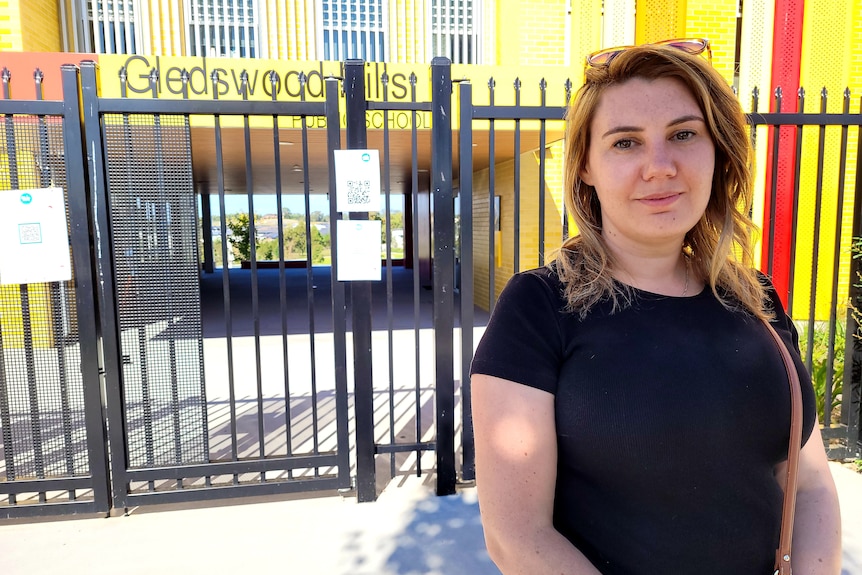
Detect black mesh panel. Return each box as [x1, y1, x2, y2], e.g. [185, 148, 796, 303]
[0, 115, 89, 481]
[103, 114, 207, 468]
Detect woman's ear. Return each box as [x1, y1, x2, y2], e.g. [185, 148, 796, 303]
[580, 165, 593, 186]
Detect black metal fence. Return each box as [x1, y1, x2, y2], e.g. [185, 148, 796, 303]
[1, 58, 860, 519]
[456, 78, 862, 463]
[0, 66, 110, 518]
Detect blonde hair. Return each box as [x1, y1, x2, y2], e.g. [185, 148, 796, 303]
[555, 44, 770, 320]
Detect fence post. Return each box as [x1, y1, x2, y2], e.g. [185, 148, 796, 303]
[80, 60, 129, 511]
[344, 60, 377, 502]
[458, 80, 475, 482]
[61, 63, 112, 514]
[844, 115, 862, 458]
[431, 57, 456, 496]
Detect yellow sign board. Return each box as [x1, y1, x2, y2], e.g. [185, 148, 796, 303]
[96, 55, 573, 132]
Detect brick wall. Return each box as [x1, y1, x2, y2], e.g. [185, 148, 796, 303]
[19, 0, 61, 52]
[684, 0, 738, 84]
[472, 142, 567, 311]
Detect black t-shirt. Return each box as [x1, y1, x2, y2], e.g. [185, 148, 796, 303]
[470, 266, 816, 575]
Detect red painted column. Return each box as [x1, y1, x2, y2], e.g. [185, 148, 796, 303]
[761, 0, 804, 307]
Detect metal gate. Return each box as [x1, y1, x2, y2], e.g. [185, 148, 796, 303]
[0, 66, 110, 518]
[455, 76, 862, 460]
[79, 62, 351, 510]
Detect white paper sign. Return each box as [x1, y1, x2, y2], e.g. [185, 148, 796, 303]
[334, 149, 381, 212]
[336, 220, 382, 281]
[0, 188, 72, 285]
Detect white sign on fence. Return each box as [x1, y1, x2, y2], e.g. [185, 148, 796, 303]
[334, 149, 381, 212]
[0, 187, 72, 285]
[336, 219, 382, 281]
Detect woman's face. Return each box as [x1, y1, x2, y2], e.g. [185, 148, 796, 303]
[580, 76, 715, 254]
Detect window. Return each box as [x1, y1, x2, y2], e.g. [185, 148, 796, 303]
[85, 0, 140, 54]
[186, 0, 259, 58]
[321, 0, 387, 62]
[431, 0, 481, 64]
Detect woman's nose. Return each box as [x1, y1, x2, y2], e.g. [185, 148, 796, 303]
[641, 143, 677, 180]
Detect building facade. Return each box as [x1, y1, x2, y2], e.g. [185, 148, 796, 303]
[3, 0, 862, 318]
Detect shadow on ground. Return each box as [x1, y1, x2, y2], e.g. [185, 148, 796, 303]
[383, 491, 500, 575]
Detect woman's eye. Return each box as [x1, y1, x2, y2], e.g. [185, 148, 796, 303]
[673, 130, 695, 141]
[613, 139, 633, 149]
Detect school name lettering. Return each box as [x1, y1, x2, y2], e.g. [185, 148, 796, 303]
[121, 56, 419, 101]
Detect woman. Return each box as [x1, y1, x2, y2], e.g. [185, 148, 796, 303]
[470, 41, 842, 574]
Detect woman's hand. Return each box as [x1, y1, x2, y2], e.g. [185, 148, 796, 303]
[472, 374, 603, 574]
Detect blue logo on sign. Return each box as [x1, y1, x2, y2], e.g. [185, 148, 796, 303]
[361, 153, 371, 162]
[20, 193, 33, 205]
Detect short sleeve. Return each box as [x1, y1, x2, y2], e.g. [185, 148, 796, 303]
[470, 270, 565, 394]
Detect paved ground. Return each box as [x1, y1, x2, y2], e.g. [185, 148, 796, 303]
[1, 462, 861, 575]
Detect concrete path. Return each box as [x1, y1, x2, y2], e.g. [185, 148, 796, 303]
[2, 462, 861, 575]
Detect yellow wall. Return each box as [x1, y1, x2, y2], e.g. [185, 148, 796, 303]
[683, 0, 738, 84]
[0, 285, 57, 349]
[495, 0, 569, 67]
[0, 0, 61, 52]
[473, 143, 566, 310]
[636, 0, 686, 45]
[791, 0, 862, 320]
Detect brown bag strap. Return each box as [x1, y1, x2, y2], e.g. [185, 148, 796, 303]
[762, 319, 803, 575]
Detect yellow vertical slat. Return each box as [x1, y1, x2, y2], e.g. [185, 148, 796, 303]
[739, 0, 776, 269]
[635, 0, 686, 44]
[794, 0, 856, 320]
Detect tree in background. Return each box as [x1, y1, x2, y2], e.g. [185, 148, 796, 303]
[226, 213, 259, 261]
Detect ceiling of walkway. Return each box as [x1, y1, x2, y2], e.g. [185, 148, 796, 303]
[190, 126, 565, 201]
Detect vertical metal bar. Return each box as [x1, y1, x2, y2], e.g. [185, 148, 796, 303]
[201, 189, 214, 273]
[538, 79, 547, 267]
[240, 71, 266, 477]
[81, 61, 130, 510]
[825, 89, 851, 430]
[804, 89, 827, 376]
[381, 72, 397, 479]
[270, 71, 293, 470]
[513, 78, 521, 274]
[149, 70, 184, 478]
[459, 80, 475, 481]
[766, 88, 782, 277]
[211, 69, 240, 484]
[562, 80, 572, 241]
[299, 73, 321, 469]
[488, 78, 496, 312]
[431, 57, 455, 496]
[345, 59, 377, 502]
[788, 88, 806, 317]
[409, 72, 423, 475]
[325, 77, 350, 486]
[843, 96, 862, 456]
[2, 68, 19, 188]
[34, 70, 76, 496]
[0, 73, 15, 500]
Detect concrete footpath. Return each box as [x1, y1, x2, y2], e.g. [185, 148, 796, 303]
[1, 462, 861, 575]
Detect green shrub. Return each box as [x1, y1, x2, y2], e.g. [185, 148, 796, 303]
[798, 320, 844, 425]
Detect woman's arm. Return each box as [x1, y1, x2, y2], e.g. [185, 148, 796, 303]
[776, 422, 842, 574]
[472, 374, 603, 575]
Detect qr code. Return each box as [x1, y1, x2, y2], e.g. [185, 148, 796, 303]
[346, 180, 371, 206]
[19, 223, 42, 244]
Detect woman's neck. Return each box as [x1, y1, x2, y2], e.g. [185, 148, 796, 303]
[605, 239, 695, 297]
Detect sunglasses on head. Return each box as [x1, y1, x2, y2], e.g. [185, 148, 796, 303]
[585, 38, 712, 68]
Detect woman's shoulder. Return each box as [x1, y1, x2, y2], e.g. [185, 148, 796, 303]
[501, 265, 565, 298]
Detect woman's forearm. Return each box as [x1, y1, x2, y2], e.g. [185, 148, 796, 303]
[484, 525, 604, 575]
[790, 482, 842, 574]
